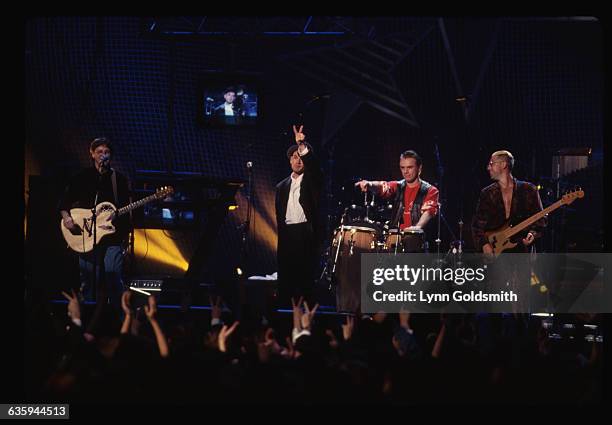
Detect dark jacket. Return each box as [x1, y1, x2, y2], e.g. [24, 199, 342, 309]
[471, 177, 546, 251]
[275, 149, 324, 244]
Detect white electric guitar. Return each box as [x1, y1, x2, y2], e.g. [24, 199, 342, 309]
[61, 186, 174, 253]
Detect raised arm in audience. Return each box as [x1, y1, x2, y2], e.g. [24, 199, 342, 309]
[144, 295, 169, 358]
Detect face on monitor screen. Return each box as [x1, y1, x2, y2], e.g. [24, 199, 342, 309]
[198, 74, 260, 127]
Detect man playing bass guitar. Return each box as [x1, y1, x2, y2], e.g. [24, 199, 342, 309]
[472, 150, 546, 255]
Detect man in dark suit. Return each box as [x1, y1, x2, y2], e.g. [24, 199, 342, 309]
[275, 125, 323, 307]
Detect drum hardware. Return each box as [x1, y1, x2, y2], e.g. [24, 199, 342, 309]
[440, 219, 465, 268]
[456, 219, 464, 266]
[331, 208, 349, 274]
[321, 207, 351, 290]
[364, 190, 372, 223]
[434, 201, 442, 260]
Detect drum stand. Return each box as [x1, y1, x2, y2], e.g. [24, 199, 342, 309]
[446, 219, 464, 268]
[434, 202, 464, 267]
[433, 201, 444, 266]
[456, 219, 464, 266]
[321, 207, 348, 290]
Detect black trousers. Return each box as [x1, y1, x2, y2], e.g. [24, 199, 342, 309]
[277, 222, 318, 307]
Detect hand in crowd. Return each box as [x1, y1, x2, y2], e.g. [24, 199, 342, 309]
[300, 301, 319, 331]
[61, 289, 81, 322]
[291, 296, 304, 330]
[281, 336, 295, 359]
[257, 328, 283, 362]
[120, 290, 133, 334]
[341, 315, 355, 341]
[210, 295, 223, 323]
[263, 328, 282, 353]
[440, 312, 449, 327]
[144, 295, 158, 322]
[431, 312, 448, 359]
[218, 321, 239, 353]
[143, 295, 169, 358]
[121, 290, 133, 317]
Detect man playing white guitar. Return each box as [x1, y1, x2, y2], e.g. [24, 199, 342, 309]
[59, 137, 132, 308]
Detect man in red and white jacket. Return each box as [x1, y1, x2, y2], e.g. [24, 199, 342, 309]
[355, 150, 439, 232]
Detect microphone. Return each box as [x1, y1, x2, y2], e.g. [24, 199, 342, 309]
[246, 161, 253, 169]
[100, 154, 111, 167]
[205, 97, 214, 102]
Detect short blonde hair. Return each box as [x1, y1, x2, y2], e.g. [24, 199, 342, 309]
[491, 150, 514, 170]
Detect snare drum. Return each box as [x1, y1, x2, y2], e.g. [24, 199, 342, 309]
[384, 228, 426, 253]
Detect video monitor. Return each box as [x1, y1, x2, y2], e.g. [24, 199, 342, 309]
[197, 72, 260, 127]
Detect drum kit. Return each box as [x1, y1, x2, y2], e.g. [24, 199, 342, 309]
[322, 180, 463, 312]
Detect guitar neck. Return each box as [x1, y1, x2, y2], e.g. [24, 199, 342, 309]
[505, 199, 564, 238]
[117, 193, 163, 216]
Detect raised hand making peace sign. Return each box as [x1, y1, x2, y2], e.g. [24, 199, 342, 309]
[292, 124, 306, 144]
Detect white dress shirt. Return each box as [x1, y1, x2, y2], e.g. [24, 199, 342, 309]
[285, 173, 307, 224]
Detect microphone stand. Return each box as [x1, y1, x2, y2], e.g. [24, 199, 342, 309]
[243, 163, 253, 247]
[84, 169, 104, 335]
[239, 162, 254, 273]
[234, 161, 253, 320]
[91, 162, 110, 303]
[91, 185, 100, 302]
[431, 142, 459, 267]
